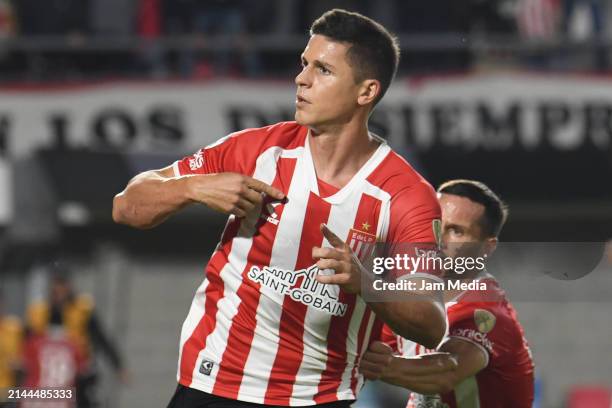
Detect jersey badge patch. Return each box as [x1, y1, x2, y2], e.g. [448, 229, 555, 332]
[474, 309, 496, 333]
[347, 228, 376, 262]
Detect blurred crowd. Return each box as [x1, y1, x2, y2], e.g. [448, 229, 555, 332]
[0, 266, 126, 408]
[0, 0, 610, 79]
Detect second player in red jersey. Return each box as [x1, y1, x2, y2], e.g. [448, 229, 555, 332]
[363, 180, 534, 408]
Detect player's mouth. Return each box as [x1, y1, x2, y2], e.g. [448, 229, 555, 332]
[296, 95, 310, 107]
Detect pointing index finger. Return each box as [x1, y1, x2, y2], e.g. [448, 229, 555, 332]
[320, 224, 347, 249]
[245, 177, 285, 200]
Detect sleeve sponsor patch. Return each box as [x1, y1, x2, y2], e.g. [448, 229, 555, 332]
[474, 309, 496, 334]
[189, 149, 204, 170]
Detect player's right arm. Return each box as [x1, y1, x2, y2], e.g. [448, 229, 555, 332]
[360, 341, 459, 392]
[366, 338, 486, 394]
[112, 167, 284, 230]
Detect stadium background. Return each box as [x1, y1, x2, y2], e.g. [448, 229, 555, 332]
[0, 0, 611, 407]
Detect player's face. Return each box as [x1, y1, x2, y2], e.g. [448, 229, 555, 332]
[294, 35, 363, 128]
[439, 193, 489, 259]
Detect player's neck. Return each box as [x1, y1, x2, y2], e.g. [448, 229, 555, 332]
[308, 119, 379, 189]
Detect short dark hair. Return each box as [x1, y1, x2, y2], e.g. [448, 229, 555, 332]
[437, 179, 509, 238]
[310, 9, 400, 105]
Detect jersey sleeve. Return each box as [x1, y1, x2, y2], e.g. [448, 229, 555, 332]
[172, 122, 304, 177]
[387, 179, 441, 244]
[173, 133, 243, 177]
[385, 180, 442, 280]
[446, 303, 507, 368]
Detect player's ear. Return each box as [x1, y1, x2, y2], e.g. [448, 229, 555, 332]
[484, 237, 498, 257]
[357, 79, 380, 107]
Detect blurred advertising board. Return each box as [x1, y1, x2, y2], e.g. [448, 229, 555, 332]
[0, 73, 610, 201]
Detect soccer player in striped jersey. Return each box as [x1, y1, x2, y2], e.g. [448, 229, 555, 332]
[113, 9, 446, 407]
[361, 180, 535, 408]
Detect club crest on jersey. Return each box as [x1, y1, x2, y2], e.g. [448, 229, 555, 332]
[189, 150, 204, 170]
[474, 309, 496, 333]
[347, 228, 376, 262]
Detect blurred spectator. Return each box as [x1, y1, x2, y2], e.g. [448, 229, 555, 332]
[0, 290, 23, 407]
[560, 0, 608, 70]
[517, 0, 560, 40]
[515, 0, 561, 70]
[21, 326, 84, 408]
[137, 0, 165, 77]
[26, 269, 128, 408]
[190, 0, 261, 77]
[0, 0, 16, 38]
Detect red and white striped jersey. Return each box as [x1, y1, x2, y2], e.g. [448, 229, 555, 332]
[172, 121, 440, 406]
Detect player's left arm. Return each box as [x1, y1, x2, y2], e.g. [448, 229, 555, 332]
[314, 180, 446, 348]
[314, 223, 446, 349]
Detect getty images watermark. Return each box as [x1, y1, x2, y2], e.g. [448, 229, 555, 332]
[361, 241, 609, 303]
[357, 242, 498, 302]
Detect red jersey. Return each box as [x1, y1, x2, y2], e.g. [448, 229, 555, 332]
[22, 331, 83, 408]
[172, 121, 441, 406]
[396, 276, 534, 408]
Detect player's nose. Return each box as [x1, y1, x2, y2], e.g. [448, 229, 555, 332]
[295, 66, 311, 87]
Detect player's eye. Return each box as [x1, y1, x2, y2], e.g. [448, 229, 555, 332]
[318, 66, 331, 75]
[449, 227, 463, 236]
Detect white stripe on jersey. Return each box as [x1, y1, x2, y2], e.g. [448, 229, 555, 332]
[237, 147, 311, 403]
[176, 278, 209, 382]
[336, 296, 367, 400]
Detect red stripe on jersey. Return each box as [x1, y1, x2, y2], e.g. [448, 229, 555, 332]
[349, 309, 373, 395]
[352, 194, 381, 236]
[179, 218, 241, 386]
[212, 157, 297, 399]
[368, 317, 384, 350]
[314, 194, 382, 403]
[264, 192, 332, 405]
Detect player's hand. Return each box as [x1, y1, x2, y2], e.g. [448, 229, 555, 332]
[313, 224, 364, 295]
[359, 341, 393, 380]
[186, 172, 284, 218]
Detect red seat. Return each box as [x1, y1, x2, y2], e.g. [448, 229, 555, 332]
[568, 386, 612, 408]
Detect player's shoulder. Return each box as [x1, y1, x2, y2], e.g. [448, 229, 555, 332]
[368, 148, 437, 200]
[225, 121, 307, 150]
[449, 280, 515, 329]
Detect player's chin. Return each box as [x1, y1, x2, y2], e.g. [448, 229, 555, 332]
[294, 110, 311, 126]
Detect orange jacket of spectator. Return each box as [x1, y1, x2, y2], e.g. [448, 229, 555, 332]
[27, 295, 94, 361]
[0, 315, 23, 396]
